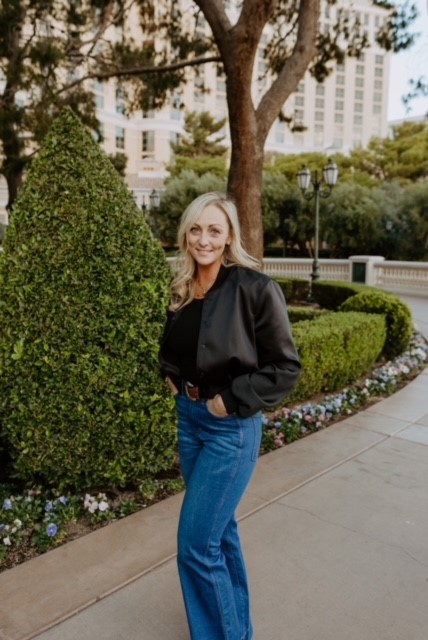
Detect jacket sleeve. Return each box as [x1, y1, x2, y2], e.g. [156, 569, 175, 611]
[220, 279, 301, 417]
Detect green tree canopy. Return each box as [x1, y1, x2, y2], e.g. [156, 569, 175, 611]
[168, 111, 228, 178]
[1, 0, 418, 258]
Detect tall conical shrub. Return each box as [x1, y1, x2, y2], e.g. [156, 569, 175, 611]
[0, 108, 176, 490]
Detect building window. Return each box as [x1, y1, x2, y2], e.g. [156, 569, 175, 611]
[375, 67, 383, 77]
[115, 127, 125, 150]
[334, 113, 344, 123]
[95, 94, 104, 109]
[115, 87, 126, 115]
[315, 98, 324, 108]
[194, 68, 205, 104]
[336, 75, 345, 85]
[374, 80, 383, 90]
[93, 80, 104, 110]
[294, 108, 304, 121]
[314, 123, 324, 147]
[316, 84, 325, 95]
[275, 121, 285, 144]
[355, 102, 363, 113]
[170, 132, 180, 149]
[296, 81, 305, 94]
[170, 94, 182, 120]
[354, 114, 363, 125]
[335, 100, 344, 111]
[356, 77, 364, 87]
[295, 95, 305, 106]
[355, 90, 364, 101]
[375, 54, 384, 65]
[335, 87, 344, 98]
[336, 63, 345, 72]
[373, 104, 382, 114]
[374, 92, 382, 103]
[356, 64, 365, 75]
[315, 111, 324, 122]
[142, 130, 155, 157]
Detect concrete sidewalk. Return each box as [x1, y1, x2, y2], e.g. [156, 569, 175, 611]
[1, 296, 427, 640]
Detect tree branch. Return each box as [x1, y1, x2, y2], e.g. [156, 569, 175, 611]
[54, 55, 222, 97]
[256, 0, 320, 141]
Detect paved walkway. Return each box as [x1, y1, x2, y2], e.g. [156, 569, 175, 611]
[0, 295, 427, 640]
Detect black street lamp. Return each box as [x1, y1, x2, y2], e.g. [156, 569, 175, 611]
[149, 188, 160, 209]
[141, 189, 160, 213]
[297, 159, 338, 295]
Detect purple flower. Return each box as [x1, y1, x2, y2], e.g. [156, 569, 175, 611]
[2, 499, 13, 510]
[46, 523, 58, 537]
[58, 496, 68, 506]
[45, 501, 54, 512]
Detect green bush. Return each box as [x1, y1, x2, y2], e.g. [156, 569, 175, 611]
[275, 277, 310, 302]
[288, 305, 330, 323]
[339, 290, 413, 359]
[311, 280, 369, 309]
[289, 311, 386, 402]
[0, 108, 176, 490]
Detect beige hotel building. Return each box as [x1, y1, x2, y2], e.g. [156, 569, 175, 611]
[0, 0, 391, 219]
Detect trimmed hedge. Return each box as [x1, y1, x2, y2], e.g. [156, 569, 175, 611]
[287, 305, 330, 323]
[311, 280, 369, 310]
[0, 108, 176, 490]
[289, 311, 387, 402]
[275, 277, 310, 303]
[340, 290, 413, 359]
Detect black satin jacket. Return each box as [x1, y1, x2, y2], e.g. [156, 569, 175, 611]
[159, 265, 301, 417]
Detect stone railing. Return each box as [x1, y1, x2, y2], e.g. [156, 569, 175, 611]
[263, 256, 428, 297]
[167, 255, 428, 297]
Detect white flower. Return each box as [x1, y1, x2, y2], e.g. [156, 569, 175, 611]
[88, 501, 99, 514]
[98, 500, 109, 512]
[13, 518, 22, 528]
[3, 536, 11, 546]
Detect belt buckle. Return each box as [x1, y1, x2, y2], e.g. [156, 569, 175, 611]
[184, 381, 201, 401]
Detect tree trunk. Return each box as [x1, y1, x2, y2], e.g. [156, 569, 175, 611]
[5, 168, 24, 213]
[227, 109, 265, 262]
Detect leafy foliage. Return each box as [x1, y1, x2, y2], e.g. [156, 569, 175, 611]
[0, 108, 177, 490]
[290, 311, 387, 401]
[168, 111, 228, 178]
[340, 290, 413, 359]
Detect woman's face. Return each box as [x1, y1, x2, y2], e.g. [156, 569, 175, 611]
[186, 204, 231, 269]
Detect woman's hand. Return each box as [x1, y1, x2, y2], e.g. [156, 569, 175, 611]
[165, 376, 179, 396]
[207, 394, 228, 418]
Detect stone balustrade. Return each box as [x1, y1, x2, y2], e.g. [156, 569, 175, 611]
[167, 256, 428, 297]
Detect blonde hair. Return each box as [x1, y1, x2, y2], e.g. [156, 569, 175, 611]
[170, 192, 260, 310]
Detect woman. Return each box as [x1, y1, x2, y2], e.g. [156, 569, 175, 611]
[160, 192, 300, 640]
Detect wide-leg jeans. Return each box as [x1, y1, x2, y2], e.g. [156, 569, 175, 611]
[176, 394, 262, 640]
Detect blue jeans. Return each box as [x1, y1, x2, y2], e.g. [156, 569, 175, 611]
[176, 394, 262, 640]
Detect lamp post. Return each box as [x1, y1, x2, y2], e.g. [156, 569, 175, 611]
[149, 188, 160, 209]
[297, 159, 338, 297]
[141, 189, 160, 213]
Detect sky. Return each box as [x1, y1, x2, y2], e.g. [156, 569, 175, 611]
[388, 0, 428, 121]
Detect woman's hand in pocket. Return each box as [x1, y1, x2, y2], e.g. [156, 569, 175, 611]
[165, 376, 179, 396]
[207, 394, 228, 418]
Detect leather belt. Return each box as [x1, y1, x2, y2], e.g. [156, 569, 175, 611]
[183, 380, 204, 401]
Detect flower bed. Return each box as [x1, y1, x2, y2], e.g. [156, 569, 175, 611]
[1, 332, 427, 572]
[262, 332, 427, 451]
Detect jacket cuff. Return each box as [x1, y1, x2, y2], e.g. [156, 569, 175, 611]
[220, 389, 239, 415]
